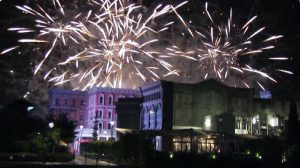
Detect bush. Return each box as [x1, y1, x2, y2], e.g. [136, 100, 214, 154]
[80, 133, 154, 166]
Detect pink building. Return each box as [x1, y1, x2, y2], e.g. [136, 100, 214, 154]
[49, 87, 141, 141]
[49, 89, 86, 125]
[85, 87, 141, 140]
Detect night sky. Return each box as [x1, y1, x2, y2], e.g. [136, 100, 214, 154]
[0, 0, 300, 108]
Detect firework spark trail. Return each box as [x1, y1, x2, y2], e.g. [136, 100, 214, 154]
[2, 0, 188, 90]
[165, 2, 290, 89]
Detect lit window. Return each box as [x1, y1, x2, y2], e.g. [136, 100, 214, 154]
[119, 95, 125, 99]
[204, 116, 211, 129]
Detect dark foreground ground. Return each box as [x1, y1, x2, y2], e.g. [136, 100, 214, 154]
[0, 165, 130, 168]
[0, 164, 284, 168]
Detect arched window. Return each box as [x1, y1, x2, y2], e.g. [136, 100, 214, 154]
[99, 94, 104, 105]
[142, 108, 148, 130]
[156, 104, 162, 129]
[108, 95, 114, 105]
[98, 122, 103, 130]
[108, 109, 113, 119]
[149, 106, 155, 129]
[99, 109, 103, 118]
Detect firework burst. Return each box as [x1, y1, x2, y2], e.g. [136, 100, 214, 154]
[2, 0, 187, 90]
[166, 2, 291, 90]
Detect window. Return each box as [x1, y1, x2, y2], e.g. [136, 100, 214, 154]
[99, 110, 103, 118]
[64, 99, 68, 106]
[80, 113, 83, 121]
[108, 123, 111, 129]
[72, 99, 76, 107]
[55, 98, 59, 106]
[100, 95, 104, 105]
[108, 111, 112, 119]
[98, 122, 102, 130]
[95, 111, 99, 118]
[80, 100, 84, 106]
[109, 95, 113, 105]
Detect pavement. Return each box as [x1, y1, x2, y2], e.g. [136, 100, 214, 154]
[74, 155, 117, 166]
[0, 155, 117, 166]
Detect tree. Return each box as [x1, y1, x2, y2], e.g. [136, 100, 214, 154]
[92, 118, 99, 141]
[286, 100, 300, 144]
[0, 99, 48, 152]
[284, 100, 300, 167]
[52, 113, 76, 143]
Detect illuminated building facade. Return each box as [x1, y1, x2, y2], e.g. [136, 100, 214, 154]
[49, 87, 141, 153]
[138, 79, 299, 153]
[49, 89, 86, 125]
[49, 79, 299, 154]
[85, 87, 141, 140]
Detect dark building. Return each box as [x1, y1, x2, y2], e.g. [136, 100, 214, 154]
[116, 79, 300, 153]
[116, 98, 142, 131]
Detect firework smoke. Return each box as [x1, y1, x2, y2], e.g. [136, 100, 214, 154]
[3, 0, 188, 90]
[165, 2, 291, 90]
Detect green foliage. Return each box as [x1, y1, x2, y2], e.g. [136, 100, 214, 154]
[14, 141, 30, 152]
[52, 113, 76, 143]
[92, 119, 98, 141]
[0, 100, 75, 154]
[30, 134, 49, 153]
[80, 133, 154, 166]
[284, 144, 300, 167]
[243, 136, 284, 165]
[50, 128, 61, 144]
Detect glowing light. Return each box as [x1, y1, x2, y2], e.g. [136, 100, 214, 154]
[204, 116, 211, 129]
[255, 152, 262, 160]
[49, 122, 54, 128]
[5, 0, 188, 89]
[27, 106, 34, 112]
[167, 2, 287, 89]
[169, 152, 174, 159]
[267, 115, 278, 127]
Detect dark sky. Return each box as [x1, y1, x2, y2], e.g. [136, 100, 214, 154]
[0, 0, 300, 107]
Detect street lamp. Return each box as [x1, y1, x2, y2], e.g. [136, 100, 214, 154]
[78, 125, 84, 155]
[49, 122, 54, 129]
[48, 122, 55, 153]
[110, 121, 115, 141]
